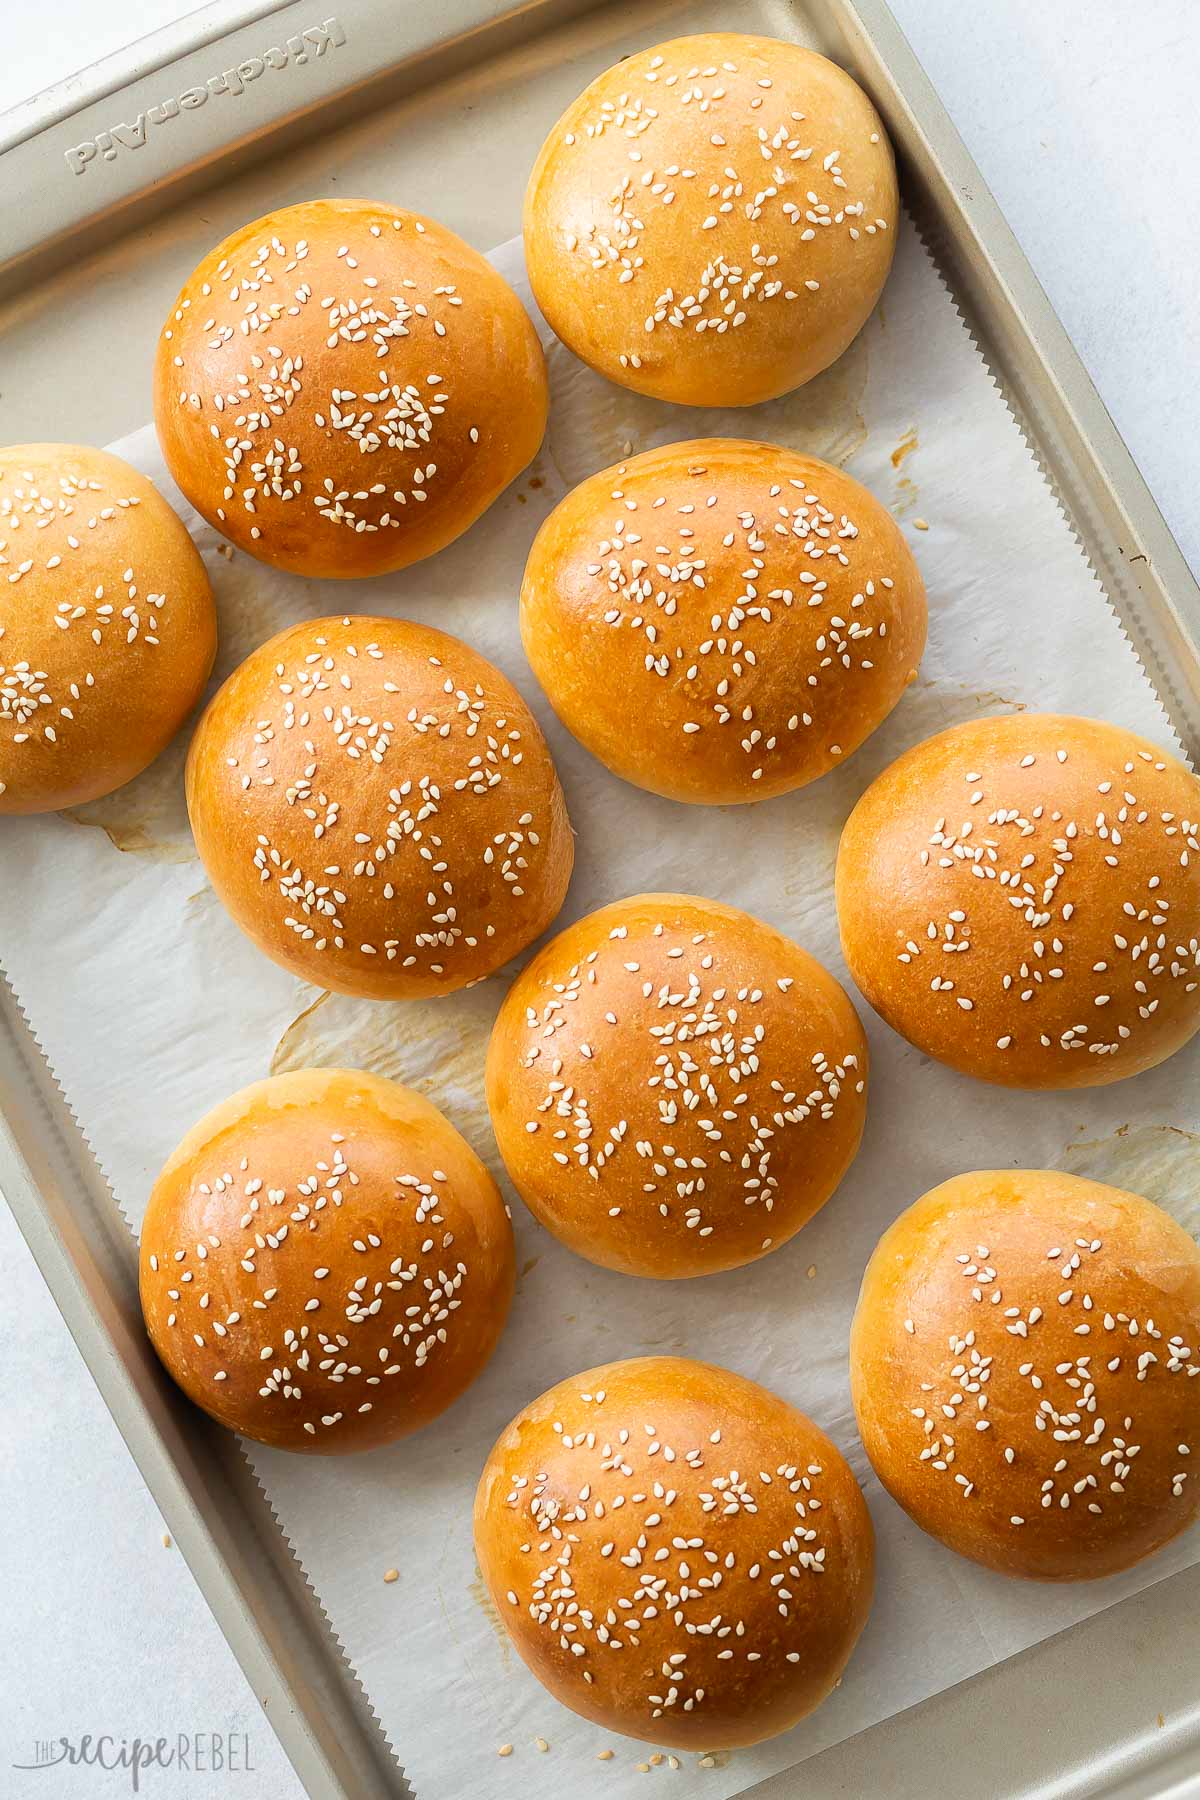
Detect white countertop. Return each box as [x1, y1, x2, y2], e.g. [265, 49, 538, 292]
[3, 3, 1199, 1796]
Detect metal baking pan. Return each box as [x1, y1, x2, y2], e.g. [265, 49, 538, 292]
[2, 3, 1198, 1797]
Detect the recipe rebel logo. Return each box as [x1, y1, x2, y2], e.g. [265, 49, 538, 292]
[12, 1732, 256, 1791]
[64, 17, 347, 176]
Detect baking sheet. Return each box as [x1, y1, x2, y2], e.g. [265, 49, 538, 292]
[2, 221, 1198, 1798]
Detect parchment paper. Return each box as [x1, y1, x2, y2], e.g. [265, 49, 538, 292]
[3, 225, 1198, 1798]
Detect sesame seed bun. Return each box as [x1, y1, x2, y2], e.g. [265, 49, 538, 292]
[850, 1170, 1200, 1580]
[520, 439, 926, 803]
[474, 1356, 874, 1747]
[523, 35, 897, 407]
[140, 1068, 515, 1453]
[0, 443, 216, 814]
[836, 713, 1200, 1087]
[154, 198, 547, 579]
[485, 893, 868, 1278]
[185, 614, 574, 1000]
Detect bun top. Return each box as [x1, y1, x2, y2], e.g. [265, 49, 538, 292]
[140, 1068, 515, 1453]
[524, 34, 897, 406]
[0, 443, 216, 813]
[186, 614, 574, 1000]
[520, 438, 926, 803]
[154, 199, 547, 578]
[474, 1356, 874, 1748]
[486, 893, 868, 1277]
[836, 713, 1200, 1088]
[851, 1169, 1200, 1580]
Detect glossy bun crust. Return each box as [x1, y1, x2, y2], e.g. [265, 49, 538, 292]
[521, 439, 926, 802]
[155, 199, 548, 577]
[0, 443, 215, 813]
[524, 35, 897, 406]
[851, 1170, 1200, 1579]
[837, 714, 1200, 1087]
[486, 893, 868, 1277]
[186, 614, 574, 999]
[475, 1357, 875, 1747]
[140, 1069, 515, 1452]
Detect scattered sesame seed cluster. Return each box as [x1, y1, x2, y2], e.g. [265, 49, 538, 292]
[486, 894, 868, 1277]
[524, 34, 897, 405]
[0, 443, 216, 813]
[521, 437, 927, 802]
[154, 198, 548, 579]
[186, 614, 574, 999]
[139, 1069, 515, 1452]
[851, 1171, 1200, 1580]
[838, 713, 1200, 1087]
[475, 1357, 874, 1747]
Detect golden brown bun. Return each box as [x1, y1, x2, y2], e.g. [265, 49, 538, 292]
[475, 1356, 874, 1746]
[521, 439, 926, 803]
[186, 614, 574, 1000]
[836, 713, 1200, 1088]
[524, 35, 897, 407]
[486, 893, 867, 1277]
[154, 199, 547, 578]
[140, 1068, 514, 1452]
[0, 443, 216, 813]
[851, 1170, 1200, 1580]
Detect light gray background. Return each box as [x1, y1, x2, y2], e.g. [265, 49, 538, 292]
[2, 2, 1198, 1796]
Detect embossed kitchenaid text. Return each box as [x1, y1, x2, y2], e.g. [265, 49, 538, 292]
[64, 18, 346, 176]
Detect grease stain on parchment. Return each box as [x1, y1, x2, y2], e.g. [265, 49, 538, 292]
[892, 473, 919, 518]
[468, 1568, 512, 1669]
[969, 687, 1028, 713]
[1061, 1123, 1200, 1236]
[267, 980, 500, 1157]
[544, 329, 870, 490]
[890, 426, 919, 469]
[910, 678, 1029, 731]
[63, 734, 195, 863]
[917, 678, 1029, 709]
[269, 991, 332, 1074]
